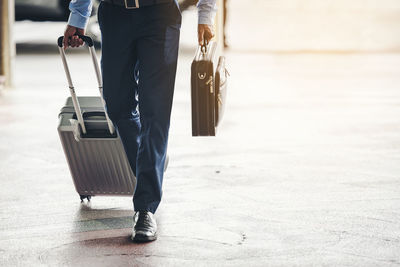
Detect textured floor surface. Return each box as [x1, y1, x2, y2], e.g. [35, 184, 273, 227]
[1, 3, 400, 267]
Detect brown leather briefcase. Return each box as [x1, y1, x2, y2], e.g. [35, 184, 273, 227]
[191, 42, 228, 136]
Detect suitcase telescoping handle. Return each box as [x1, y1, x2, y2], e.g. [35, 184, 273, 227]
[57, 35, 115, 135]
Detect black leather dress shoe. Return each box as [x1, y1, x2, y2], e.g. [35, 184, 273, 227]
[131, 211, 157, 242]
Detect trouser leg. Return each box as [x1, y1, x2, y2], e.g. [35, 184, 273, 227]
[98, 2, 141, 174]
[133, 2, 181, 213]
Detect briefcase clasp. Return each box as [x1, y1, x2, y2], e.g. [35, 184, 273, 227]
[198, 72, 206, 80]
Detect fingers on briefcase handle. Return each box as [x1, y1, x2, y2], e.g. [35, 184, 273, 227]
[57, 35, 115, 136]
[201, 39, 209, 54]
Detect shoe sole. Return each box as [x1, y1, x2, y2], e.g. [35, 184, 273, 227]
[131, 233, 157, 243]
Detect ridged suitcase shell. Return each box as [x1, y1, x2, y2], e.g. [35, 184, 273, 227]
[58, 96, 136, 196]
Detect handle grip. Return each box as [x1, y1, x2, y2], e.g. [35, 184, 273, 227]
[201, 39, 209, 54]
[57, 35, 94, 48]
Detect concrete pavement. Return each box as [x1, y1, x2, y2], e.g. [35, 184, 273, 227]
[1, 5, 400, 267]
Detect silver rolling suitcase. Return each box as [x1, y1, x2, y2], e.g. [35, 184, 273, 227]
[57, 35, 136, 202]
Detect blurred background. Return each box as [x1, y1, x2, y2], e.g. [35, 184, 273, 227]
[1, 0, 400, 266]
[9, 0, 400, 51]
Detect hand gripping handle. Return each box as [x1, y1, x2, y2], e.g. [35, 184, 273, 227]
[57, 35, 94, 48]
[200, 39, 209, 54]
[57, 35, 115, 136]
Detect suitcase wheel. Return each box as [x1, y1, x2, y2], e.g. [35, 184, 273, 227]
[80, 195, 92, 202]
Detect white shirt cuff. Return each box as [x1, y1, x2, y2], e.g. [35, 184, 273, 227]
[68, 11, 89, 29]
[198, 10, 215, 25]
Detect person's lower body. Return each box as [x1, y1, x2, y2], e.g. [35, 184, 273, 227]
[98, 0, 181, 241]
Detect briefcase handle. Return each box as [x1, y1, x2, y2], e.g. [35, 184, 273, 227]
[57, 35, 115, 135]
[200, 40, 209, 54]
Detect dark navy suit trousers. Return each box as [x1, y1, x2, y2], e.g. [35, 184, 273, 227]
[98, 0, 181, 213]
